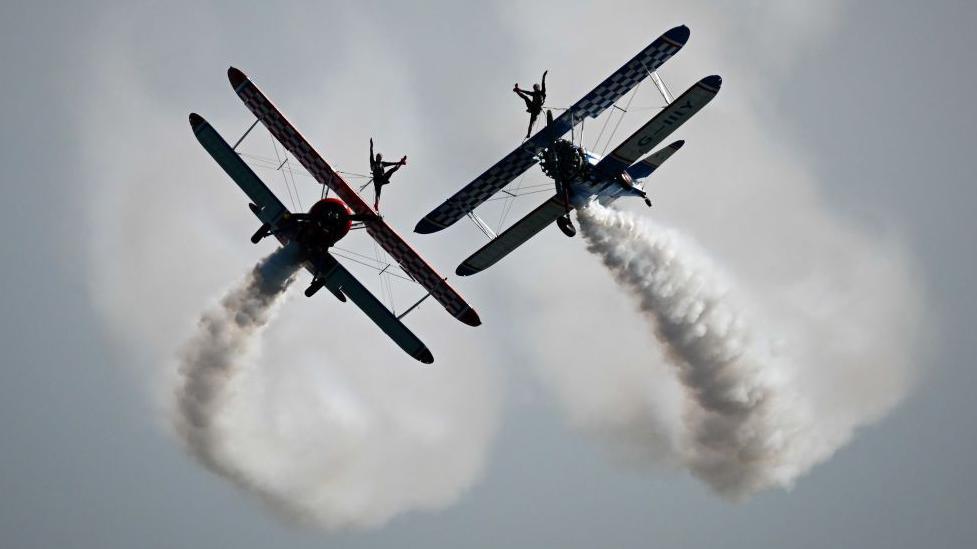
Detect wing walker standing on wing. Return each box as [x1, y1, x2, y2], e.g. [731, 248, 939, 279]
[187, 24, 719, 364]
[369, 138, 407, 212]
[513, 70, 547, 139]
[415, 25, 721, 278]
[189, 68, 481, 364]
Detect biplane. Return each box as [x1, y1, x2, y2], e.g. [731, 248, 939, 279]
[189, 68, 481, 364]
[414, 25, 722, 276]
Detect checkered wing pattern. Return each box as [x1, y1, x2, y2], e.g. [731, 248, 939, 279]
[363, 222, 480, 324]
[230, 70, 373, 217]
[551, 27, 687, 129]
[414, 25, 689, 233]
[414, 146, 539, 233]
[229, 68, 480, 326]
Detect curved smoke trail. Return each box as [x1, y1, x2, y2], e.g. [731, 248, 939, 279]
[170, 244, 497, 529]
[174, 245, 301, 487]
[576, 204, 848, 497]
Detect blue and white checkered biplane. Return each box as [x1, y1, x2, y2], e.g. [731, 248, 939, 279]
[414, 25, 722, 277]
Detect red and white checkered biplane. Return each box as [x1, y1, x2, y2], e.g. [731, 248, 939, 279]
[190, 68, 480, 364]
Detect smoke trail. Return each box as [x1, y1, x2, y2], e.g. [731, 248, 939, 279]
[576, 203, 843, 497]
[168, 243, 497, 529]
[174, 244, 301, 483]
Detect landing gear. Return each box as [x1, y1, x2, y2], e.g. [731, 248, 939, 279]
[305, 277, 324, 297]
[634, 187, 652, 208]
[251, 223, 271, 243]
[556, 215, 576, 238]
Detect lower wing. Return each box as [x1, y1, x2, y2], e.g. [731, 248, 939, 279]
[313, 252, 434, 364]
[190, 113, 290, 229]
[456, 194, 567, 276]
[415, 25, 690, 234]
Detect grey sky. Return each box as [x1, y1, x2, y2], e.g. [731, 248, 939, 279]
[2, 1, 976, 548]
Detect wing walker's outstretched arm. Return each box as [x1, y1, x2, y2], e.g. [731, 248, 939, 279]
[415, 25, 691, 234]
[228, 66, 480, 326]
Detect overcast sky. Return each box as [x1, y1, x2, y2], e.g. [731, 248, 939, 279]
[3, 1, 977, 548]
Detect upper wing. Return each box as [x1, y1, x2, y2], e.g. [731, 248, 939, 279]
[314, 252, 434, 364]
[414, 144, 540, 234]
[626, 140, 684, 181]
[594, 75, 721, 176]
[363, 221, 480, 325]
[456, 194, 567, 276]
[191, 113, 433, 363]
[190, 113, 290, 228]
[228, 67, 481, 326]
[414, 25, 690, 234]
[228, 68, 373, 217]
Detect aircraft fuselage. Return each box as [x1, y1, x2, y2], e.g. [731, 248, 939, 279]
[255, 197, 355, 258]
[539, 139, 648, 210]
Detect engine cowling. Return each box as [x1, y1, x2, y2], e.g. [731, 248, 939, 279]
[283, 198, 356, 256]
[307, 198, 354, 242]
[540, 139, 587, 183]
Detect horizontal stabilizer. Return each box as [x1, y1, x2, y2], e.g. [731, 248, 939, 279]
[594, 75, 720, 176]
[456, 195, 567, 276]
[626, 140, 684, 180]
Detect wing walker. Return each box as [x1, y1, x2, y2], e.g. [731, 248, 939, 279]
[190, 68, 480, 364]
[415, 25, 722, 277]
[188, 25, 720, 364]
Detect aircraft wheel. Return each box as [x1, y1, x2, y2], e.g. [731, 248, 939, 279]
[305, 279, 324, 297]
[557, 215, 576, 238]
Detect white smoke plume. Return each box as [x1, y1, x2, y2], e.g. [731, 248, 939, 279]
[78, 0, 923, 524]
[174, 244, 300, 483]
[165, 241, 496, 529]
[572, 203, 895, 497]
[82, 18, 500, 530]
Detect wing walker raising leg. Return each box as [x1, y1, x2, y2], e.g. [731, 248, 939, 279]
[513, 70, 547, 139]
[369, 137, 407, 212]
[414, 25, 722, 278]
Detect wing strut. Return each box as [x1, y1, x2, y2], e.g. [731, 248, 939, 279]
[228, 67, 481, 326]
[414, 25, 690, 234]
[397, 291, 432, 320]
[467, 212, 498, 239]
[231, 118, 260, 151]
[649, 71, 673, 104]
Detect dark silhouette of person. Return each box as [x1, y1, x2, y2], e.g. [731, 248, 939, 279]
[513, 70, 547, 138]
[369, 138, 407, 212]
